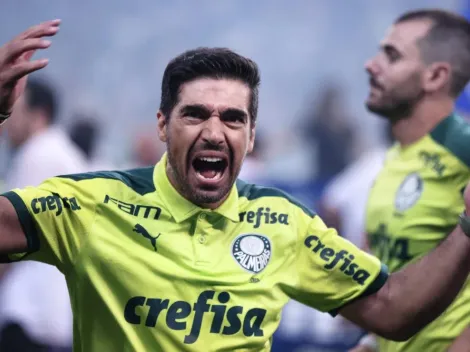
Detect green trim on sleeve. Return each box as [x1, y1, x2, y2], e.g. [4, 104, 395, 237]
[1, 191, 40, 252]
[430, 114, 470, 168]
[328, 263, 389, 317]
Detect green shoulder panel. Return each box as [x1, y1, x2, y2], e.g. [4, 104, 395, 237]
[57, 167, 156, 196]
[236, 179, 316, 218]
[430, 114, 470, 168]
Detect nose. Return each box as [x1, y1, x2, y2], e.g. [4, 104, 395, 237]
[201, 116, 225, 147]
[365, 55, 380, 77]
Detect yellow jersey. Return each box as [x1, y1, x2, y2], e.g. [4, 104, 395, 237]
[367, 114, 470, 352]
[2, 153, 387, 351]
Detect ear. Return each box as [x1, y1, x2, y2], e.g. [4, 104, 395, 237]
[423, 62, 452, 94]
[157, 110, 168, 142]
[247, 123, 256, 154]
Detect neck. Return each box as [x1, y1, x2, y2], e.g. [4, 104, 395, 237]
[21, 124, 48, 148]
[28, 116, 50, 141]
[30, 124, 48, 138]
[392, 97, 454, 146]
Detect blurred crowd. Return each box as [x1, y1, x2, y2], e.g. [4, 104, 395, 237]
[1, 1, 469, 352]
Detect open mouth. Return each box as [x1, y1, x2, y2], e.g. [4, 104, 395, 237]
[192, 156, 228, 182]
[369, 77, 382, 90]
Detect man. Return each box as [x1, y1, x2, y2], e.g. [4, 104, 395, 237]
[350, 9, 470, 352]
[0, 78, 86, 351]
[2, 20, 470, 352]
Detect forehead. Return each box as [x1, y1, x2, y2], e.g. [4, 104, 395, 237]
[382, 19, 432, 54]
[176, 78, 250, 113]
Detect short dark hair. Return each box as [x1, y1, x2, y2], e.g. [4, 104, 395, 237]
[159, 47, 260, 123]
[395, 9, 470, 97]
[25, 78, 58, 123]
[69, 117, 99, 159]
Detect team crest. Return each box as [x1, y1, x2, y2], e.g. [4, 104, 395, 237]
[395, 172, 423, 212]
[232, 234, 272, 274]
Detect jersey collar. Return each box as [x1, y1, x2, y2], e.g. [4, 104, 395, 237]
[154, 153, 240, 223]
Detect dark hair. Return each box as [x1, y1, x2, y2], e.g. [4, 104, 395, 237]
[69, 117, 99, 159]
[395, 9, 470, 97]
[159, 47, 260, 123]
[25, 78, 58, 123]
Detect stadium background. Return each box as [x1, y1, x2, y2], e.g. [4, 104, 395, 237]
[1, 1, 469, 351]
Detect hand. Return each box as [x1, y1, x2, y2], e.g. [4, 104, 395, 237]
[0, 19, 60, 114]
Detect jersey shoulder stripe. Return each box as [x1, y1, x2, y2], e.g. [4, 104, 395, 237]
[236, 179, 316, 217]
[2, 190, 40, 253]
[57, 167, 155, 195]
[430, 114, 470, 168]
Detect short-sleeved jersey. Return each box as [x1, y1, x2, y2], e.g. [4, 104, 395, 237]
[366, 114, 470, 352]
[2, 153, 388, 352]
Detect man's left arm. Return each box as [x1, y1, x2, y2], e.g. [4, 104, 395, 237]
[447, 326, 470, 352]
[340, 223, 470, 341]
[289, 183, 470, 342]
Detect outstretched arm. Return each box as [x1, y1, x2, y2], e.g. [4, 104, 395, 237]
[447, 326, 470, 352]
[340, 211, 470, 341]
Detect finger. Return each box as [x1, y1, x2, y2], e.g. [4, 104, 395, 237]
[3, 59, 49, 83]
[4, 38, 51, 63]
[22, 50, 37, 62]
[14, 20, 60, 42]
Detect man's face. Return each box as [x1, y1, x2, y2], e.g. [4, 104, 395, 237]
[365, 19, 431, 120]
[157, 78, 255, 208]
[7, 95, 32, 148]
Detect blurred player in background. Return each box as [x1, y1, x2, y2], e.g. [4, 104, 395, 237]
[350, 9, 470, 352]
[124, 128, 166, 168]
[0, 78, 86, 351]
[68, 113, 115, 172]
[320, 124, 393, 247]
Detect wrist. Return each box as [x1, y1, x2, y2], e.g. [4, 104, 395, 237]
[459, 212, 470, 238]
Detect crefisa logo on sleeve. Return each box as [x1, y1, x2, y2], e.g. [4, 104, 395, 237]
[232, 234, 272, 274]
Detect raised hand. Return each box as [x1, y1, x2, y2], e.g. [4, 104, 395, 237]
[0, 19, 60, 114]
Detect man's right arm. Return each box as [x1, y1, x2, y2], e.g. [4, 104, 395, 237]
[0, 196, 27, 257]
[0, 19, 60, 259]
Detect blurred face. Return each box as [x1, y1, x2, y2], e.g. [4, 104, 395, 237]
[7, 95, 32, 148]
[157, 78, 255, 209]
[365, 20, 432, 120]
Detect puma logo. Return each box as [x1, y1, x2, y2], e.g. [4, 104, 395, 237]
[133, 224, 161, 251]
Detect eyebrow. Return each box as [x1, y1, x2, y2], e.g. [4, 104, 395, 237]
[179, 104, 248, 120]
[220, 108, 248, 121]
[381, 43, 402, 56]
[180, 104, 211, 116]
